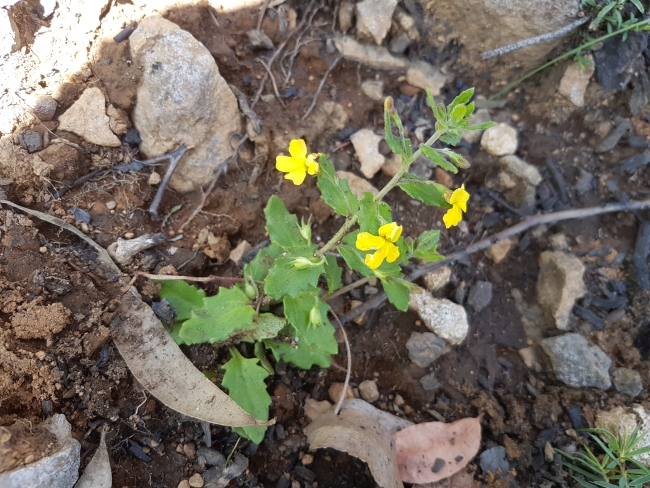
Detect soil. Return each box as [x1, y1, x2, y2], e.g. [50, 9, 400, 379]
[1, 1, 650, 487]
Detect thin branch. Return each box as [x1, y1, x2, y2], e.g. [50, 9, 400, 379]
[339, 199, 650, 324]
[301, 55, 342, 121]
[256, 0, 271, 30]
[229, 84, 262, 134]
[330, 309, 351, 417]
[480, 16, 590, 60]
[148, 145, 189, 219]
[486, 190, 525, 217]
[123, 272, 254, 295]
[324, 275, 371, 302]
[251, 40, 288, 109]
[257, 58, 286, 107]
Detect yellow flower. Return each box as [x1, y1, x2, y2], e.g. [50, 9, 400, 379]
[442, 184, 470, 229]
[276, 139, 320, 185]
[356, 222, 403, 270]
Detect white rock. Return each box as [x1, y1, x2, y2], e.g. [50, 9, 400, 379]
[360, 80, 384, 101]
[107, 105, 129, 136]
[130, 15, 241, 192]
[558, 55, 595, 107]
[409, 294, 469, 345]
[462, 108, 491, 144]
[536, 251, 586, 330]
[500, 155, 542, 186]
[229, 240, 251, 266]
[355, 0, 398, 45]
[350, 129, 385, 178]
[358, 380, 380, 402]
[423, 266, 452, 292]
[339, 1, 355, 34]
[405, 61, 447, 96]
[304, 398, 332, 420]
[58, 88, 121, 147]
[485, 238, 514, 264]
[548, 233, 569, 251]
[334, 36, 408, 70]
[336, 171, 379, 198]
[596, 406, 650, 467]
[480, 123, 518, 156]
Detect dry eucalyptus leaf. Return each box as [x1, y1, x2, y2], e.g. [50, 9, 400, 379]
[394, 417, 481, 484]
[74, 431, 111, 488]
[305, 405, 404, 488]
[414, 470, 478, 488]
[342, 399, 414, 435]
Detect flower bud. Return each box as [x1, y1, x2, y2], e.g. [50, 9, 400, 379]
[309, 304, 323, 327]
[299, 217, 312, 243]
[384, 96, 396, 116]
[244, 283, 257, 300]
[291, 257, 317, 269]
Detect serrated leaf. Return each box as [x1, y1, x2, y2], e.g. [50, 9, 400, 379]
[398, 174, 452, 208]
[448, 88, 474, 111]
[284, 292, 326, 330]
[414, 229, 441, 259]
[254, 341, 274, 375]
[450, 104, 467, 123]
[440, 131, 462, 146]
[264, 196, 306, 251]
[466, 121, 497, 131]
[419, 145, 458, 174]
[324, 255, 342, 293]
[158, 280, 206, 322]
[222, 348, 270, 444]
[244, 243, 284, 282]
[358, 192, 381, 234]
[264, 250, 324, 299]
[381, 277, 413, 311]
[317, 155, 359, 217]
[384, 110, 406, 158]
[377, 202, 392, 223]
[178, 287, 255, 345]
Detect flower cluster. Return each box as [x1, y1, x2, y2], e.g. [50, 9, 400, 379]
[275, 139, 320, 185]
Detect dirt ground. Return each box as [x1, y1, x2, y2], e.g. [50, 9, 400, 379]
[1, 1, 650, 487]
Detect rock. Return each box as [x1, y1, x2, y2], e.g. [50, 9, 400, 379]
[541, 333, 612, 389]
[518, 346, 542, 369]
[178, 481, 191, 488]
[358, 380, 380, 402]
[246, 29, 273, 49]
[409, 157, 433, 179]
[480, 446, 509, 476]
[462, 108, 492, 144]
[350, 129, 385, 178]
[355, 0, 398, 45]
[499, 155, 542, 186]
[188, 473, 204, 487]
[467, 281, 493, 312]
[73, 431, 110, 488]
[328, 383, 354, 403]
[558, 55, 595, 107]
[360, 80, 384, 101]
[419, 372, 441, 391]
[481, 123, 518, 156]
[28, 94, 58, 122]
[203, 453, 248, 488]
[304, 399, 332, 421]
[406, 332, 447, 367]
[409, 294, 469, 345]
[58, 87, 121, 147]
[183, 442, 197, 458]
[381, 154, 402, 177]
[197, 447, 226, 468]
[423, 266, 452, 292]
[612, 368, 643, 397]
[405, 61, 447, 96]
[434, 167, 453, 188]
[485, 238, 514, 264]
[576, 169, 595, 194]
[548, 233, 569, 251]
[594, 32, 647, 93]
[107, 105, 129, 136]
[229, 240, 251, 266]
[336, 171, 379, 198]
[107, 233, 167, 265]
[536, 251, 586, 330]
[339, 1, 355, 34]
[130, 15, 241, 192]
[0, 414, 81, 488]
[148, 172, 161, 185]
[389, 33, 411, 54]
[334, 36, 408, 70]
[19, 130, 44, 153]
[595, 406, 650, 467]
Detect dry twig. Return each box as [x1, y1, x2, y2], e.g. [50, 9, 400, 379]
[330, 309, 351, 416]
[301, 55, 342, 121]
[257, 58, 286, 107]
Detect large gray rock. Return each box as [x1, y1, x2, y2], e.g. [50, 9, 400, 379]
[541, 333, 612, 389]
[0, 414, 81, 488]
[406, 331, 447, 367]
[536, 251, 586, 330]
[334, 36, 408, 70]
[409, 294, 469, 345]
[355, 0, 398, 45]
[58, 88, 121, 147]
[130, 15, 241, 192]
[350, 129, 384, 178]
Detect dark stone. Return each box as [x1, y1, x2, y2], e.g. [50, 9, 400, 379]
[70, 207, 91, 224]
[594, 31, 648, 92]
[123, 128, 142, 146]
[128, 440, 151, 463]
[19, 130, 44, 153]
[467, 281, 493, 312]
[197, 447, 226, 467]
[480, 446, 509, 476]
[431, 457, 446, 473]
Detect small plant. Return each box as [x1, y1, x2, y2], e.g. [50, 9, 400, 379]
[557, 427, 650, 487]
[582, 0, 645, 37]
[156, 87, 494, 443]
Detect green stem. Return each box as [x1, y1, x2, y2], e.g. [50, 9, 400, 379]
[489, 18, 650, 101]
[315, 129, 445, 257]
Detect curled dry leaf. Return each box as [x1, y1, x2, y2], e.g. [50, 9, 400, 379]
[74, 431, 111, 488]
[0, 200, 270, 429]
[394, 417, 482, 484]
[305, 404, 404, 488]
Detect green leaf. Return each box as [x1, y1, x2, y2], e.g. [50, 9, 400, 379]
[440, 131, 462, 146]
[466, 121, 497, 131]
[358, 192, 381, 234]
[448, 88, 474, 111]
[222, 348, 270, 444]
[419, 145, 458, 174]
[264, 250, 324, 299]
[630, 0, 644, 13]
[157, 280, 206, 322]
[338, 245, 374, 277]
[381, 277, 413, 311]
[284, 292, 323, 330]
[317, 155, 359, 217]
[439, 149, 469, 169]
[378, 201, 392, 223]
[178, 287, 255, 345]
[324, 255, 342, 293]
[398, 174, 452, 208]
[244, 243, 284, 282]
[413, 229, 444, 262]
[254, 341, 275, 375]
[264, 196, 307, 251]
[450, 104, 467, 123]
[384, 108, 406, 157]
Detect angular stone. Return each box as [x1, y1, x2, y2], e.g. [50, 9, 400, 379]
[58, 87, 121, 147]
[467, 281, 493, 312]
[130, 16, 241, 192]
[19, 130, 44, 153]
[360, 80, 384, 101]
[558, 55, 595, 107]
[406, 331, 447, 367]
[350, 129, 384, 178]
[334, 36, 408, 70]
[480, 446, 509, 476]
[336, 171, 378, 198]
[536, 251, 586, 330]
[541, 333, 612, 389]
[229, 240, 251, 266]
[196, 447, 226, 468]
[405, 61, 447, 96]
[358, 380, 380, 402]
[409, 294, 469, 345]
[500, 155, 542, 186]
[355, 0, 398, 45]
[480, 123, 518, 156]
[485, 238, 514, 264]
[612, 368, 643, 397]
[202, 453, 248, 488]
[389, 33, 411, 54]
[423, 266, 452, 292]
[419, 372, 441, 391]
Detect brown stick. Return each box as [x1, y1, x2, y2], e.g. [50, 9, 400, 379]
[257, 59, 286, 108]
[330, 309, 351, 416]
[301, 55, 342, 121]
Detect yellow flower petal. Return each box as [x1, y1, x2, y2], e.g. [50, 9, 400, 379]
[379, 222, 402, 242]
[449, 184, 470, 205]
[443, 205, 463, 229]
[284, 170, 307, 185]
[384, 242, 400, 263]
[289, 139, 308, 159]
[364, 247, 387, 269]
[306, 155, 320, 175]
[356, 232, 386, 251]
[276, 155, 305, 173]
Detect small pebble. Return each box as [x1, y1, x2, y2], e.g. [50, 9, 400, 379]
[358, 380, 379, 402]
[124, 232, 135, 239]
[184, 442, 196, 458]
[302, 453, 314, 465]
[188, 473, 204, 487]
[177, 481, 190, 488]
[394, 394, 405, 406]
[106, 200, 117, 210]
[39, 246, 47, 253]
[148, 172, 162, 185]
[328, 382, 353, 402]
